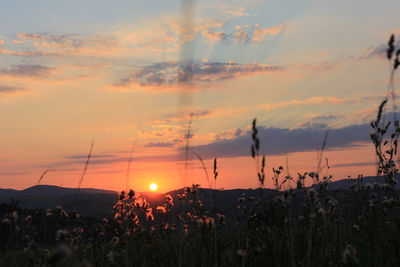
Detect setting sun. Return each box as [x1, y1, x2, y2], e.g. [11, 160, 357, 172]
[149, 183, 158, 191]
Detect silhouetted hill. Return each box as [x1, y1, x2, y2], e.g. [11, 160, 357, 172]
[1, 176, 398, 218]
[0, 185, 119, 218]
[328, 175, 400, 190]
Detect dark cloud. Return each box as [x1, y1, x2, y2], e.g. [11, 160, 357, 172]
[201, 24, 285, 44]
[163, 109, 211, 122]
[0, 171, 30, 176]
[365, 38, 400, 59]
[115, 61, 282, 89]
[43, 122, 377, 168]
[0, 64, 52, 77]
[64, 154, 116, 160]
[17, 33, 69, 45]
[1, 33, 117, 58]
[186, 124, 371, 160]
[0, 85, 26, 94]
[332, 161, 376, 168]
[144, 142, 176, 148]
[297, 114, 343, 129]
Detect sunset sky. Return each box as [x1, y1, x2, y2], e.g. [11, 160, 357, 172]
[1, 0, 400, 192]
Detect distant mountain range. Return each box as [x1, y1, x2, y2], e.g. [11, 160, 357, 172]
[0, 176, 398, 218]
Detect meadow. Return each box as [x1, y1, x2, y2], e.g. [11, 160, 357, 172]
[1, 36, 400, 267]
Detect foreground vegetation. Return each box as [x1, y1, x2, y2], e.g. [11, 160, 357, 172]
[1, 176, 400, 266]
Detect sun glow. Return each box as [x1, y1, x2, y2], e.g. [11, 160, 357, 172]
[149, 183, 158, 191]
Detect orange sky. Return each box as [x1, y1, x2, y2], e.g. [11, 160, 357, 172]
[0, 1, 399, 192]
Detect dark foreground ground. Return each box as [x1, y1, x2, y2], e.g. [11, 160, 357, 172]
[1, 176, 400, 266]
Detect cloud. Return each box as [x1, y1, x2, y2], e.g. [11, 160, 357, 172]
[332, 161, 376, 168]
[64, 154, 116, 160]
[252, 25, 286, 42]
[296, 114, 344, 129]
[0, 64, 53, 78]
[213, 128, 244, 141]
[364, 37, 400, 59]
[264, 96, 351, 111]
[201, 31, 229, 43]
[1, 33, 118, 58]
[185, 123, 371, 160]
[114, 61, 282, 90]
[144, 142, 176, 148]
[162, 110, 212, 123]
[220, 6, 249, 17]
[0, 40, 4, 45]
[0, 85, 26, 94]
[202, 24, 285, 44]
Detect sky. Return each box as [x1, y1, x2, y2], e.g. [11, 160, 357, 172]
[0, 0, 400, 192]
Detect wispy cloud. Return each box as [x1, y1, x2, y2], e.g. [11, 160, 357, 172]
[1, 33, 119, 58]
[0, 64, 53, 78]
[202, 23, 285, 44]
[363, 36, 400, 59]
[144, 142, 177, 148]
[0, 85, 26, 94]
[264, 96, 351, 111]
[114, 61, 282, 90]
[296, 114, 344, 129]
[220, 6, 249, 17]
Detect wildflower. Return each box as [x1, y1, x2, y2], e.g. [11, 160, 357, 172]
[128, 189, 135, 199]
[114, 213, 122, 221]
[165, 194, 174, 206]
[147, 213, 154, 221]
[11, 210, 18, 221]
[24, 215, 32, 223]
[381, 183, 391, 190]
[342, 244, 358, 265]
[318, 207, 326, 217]
[60, 209, 69, 219]
[237, 249, 246, 257]
[216, 213, 226, 225]
[56, 229, 69, 242]
[46, 209, 52, 217]
[365, 183, 373, 190]
[204, 217, 215, 229]
[382, 197, 394, 205]
[111, 236, 120, 246]
[49, 244, 72, 265]
[307, 188, 317, 200]
[184, 224, 189, 236]
[156, 206, 166, 214]
[72, 210, 80, 219]
[107, 251, 115, 264]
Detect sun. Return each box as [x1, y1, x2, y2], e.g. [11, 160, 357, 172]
[149, 183, 158, 191]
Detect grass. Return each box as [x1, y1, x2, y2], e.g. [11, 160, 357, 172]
[1, 36, 400, 266]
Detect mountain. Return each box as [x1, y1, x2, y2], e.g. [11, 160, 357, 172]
[328, 175, 400, 190]
[0, 176, 398, 218]
[0, 185, 119, 218]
